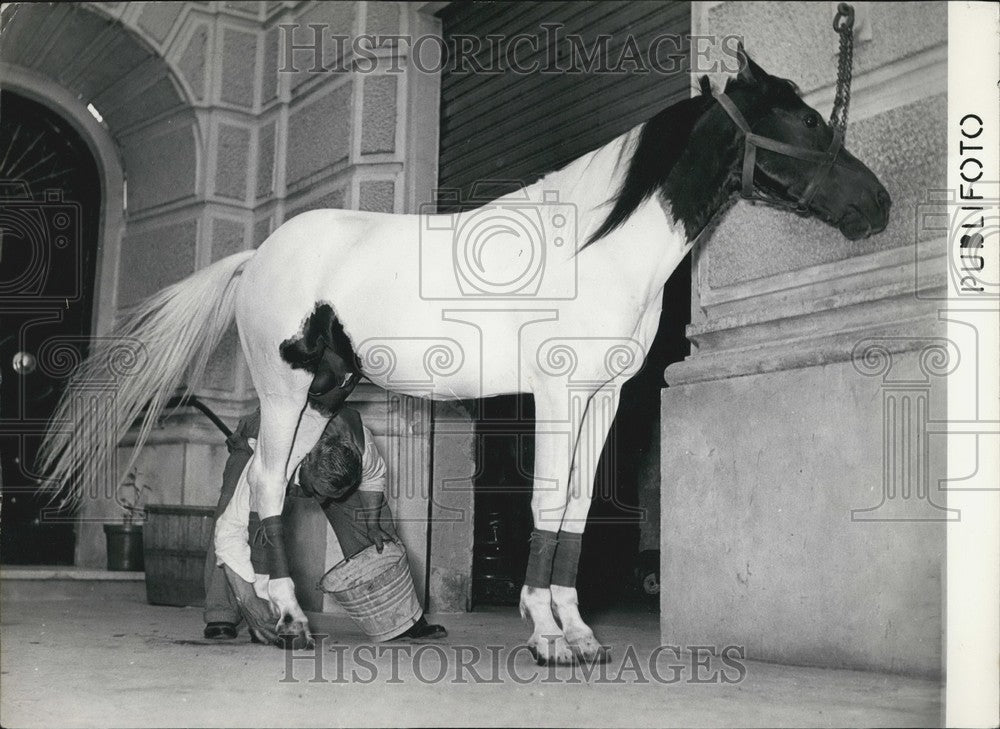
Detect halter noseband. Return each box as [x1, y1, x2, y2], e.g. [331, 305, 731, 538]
[715, 92, 844, 214]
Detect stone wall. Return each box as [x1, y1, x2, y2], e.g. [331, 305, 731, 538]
[661, 1, 948, 676]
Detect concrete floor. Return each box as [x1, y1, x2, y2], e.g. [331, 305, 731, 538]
[1, 594, 942, 728]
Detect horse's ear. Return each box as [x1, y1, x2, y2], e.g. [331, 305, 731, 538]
[698, 75, 713, 96]
[736, 41, 767, 85]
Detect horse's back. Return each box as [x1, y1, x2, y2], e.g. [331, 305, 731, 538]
[257, 208, 395, 256]
[238, 206, 424, 331]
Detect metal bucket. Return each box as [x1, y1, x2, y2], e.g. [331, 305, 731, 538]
[319, 541, 421, 642]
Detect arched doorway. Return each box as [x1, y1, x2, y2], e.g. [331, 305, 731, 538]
[0, 90, 102, 564]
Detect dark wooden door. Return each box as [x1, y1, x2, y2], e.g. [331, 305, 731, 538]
[0, 90, 101, 564]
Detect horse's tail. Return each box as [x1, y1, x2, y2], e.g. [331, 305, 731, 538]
[37, 249, 257, 506]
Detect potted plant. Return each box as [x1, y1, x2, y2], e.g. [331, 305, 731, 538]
[104, 469, 149, 571]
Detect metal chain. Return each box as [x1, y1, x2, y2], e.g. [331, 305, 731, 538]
[698, 4, 859, 241]
[830, 2, 856, 136]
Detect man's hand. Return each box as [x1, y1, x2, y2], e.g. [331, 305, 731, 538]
[253, 573, 270, 601]
[222, 565, 279, 645]
[356, 491, 396, 553]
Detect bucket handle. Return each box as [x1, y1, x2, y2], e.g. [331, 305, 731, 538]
[345, 538, 401, 563]
[314, 538, 403, 592]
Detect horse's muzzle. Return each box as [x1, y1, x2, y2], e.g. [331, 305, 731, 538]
[839, 185, 891, 240]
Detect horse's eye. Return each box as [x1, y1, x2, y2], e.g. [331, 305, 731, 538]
[803, 113, 819, 128]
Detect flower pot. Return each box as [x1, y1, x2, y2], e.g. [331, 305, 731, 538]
[104, 523, 144, 571]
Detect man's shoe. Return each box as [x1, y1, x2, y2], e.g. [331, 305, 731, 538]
[203, 622, 238, 640]
[390, 616, 447, 641]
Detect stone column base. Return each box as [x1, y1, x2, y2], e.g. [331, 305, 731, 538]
[660, 353, 945, 677]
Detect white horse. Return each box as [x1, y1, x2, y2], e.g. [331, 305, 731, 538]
[40, 49, 890, 664]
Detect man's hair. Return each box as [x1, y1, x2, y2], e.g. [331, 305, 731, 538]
[299, 432, 362, 501]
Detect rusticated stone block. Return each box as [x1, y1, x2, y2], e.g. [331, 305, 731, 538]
[220, 27, 258, 108]
[256, 121, 275, 199]
[359, 180, 394, 212]
[707, 1, 946, 94]
[365, 1, 399, 36]
[136, 1, 182, 44]
[120, 122, 198, 211]
[204, 322, 242, 391]
[210, 217, 246, 261]
[288, 1, 356, 90]
[253, 217, 273, 247]
[117, 219, 197, 307]
[177, 23, 209, 100]
[214, 123, 251, 200]
[286, 83, 351, 185]
[179, 443, 230, 507]
[704, 94, 946, 288]
[285, 187, 347, 220]
[361, 75, 397, 154]
[261, 25, 280, 104]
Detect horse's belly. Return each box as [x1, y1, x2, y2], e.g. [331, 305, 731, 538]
[332, 294, 527, 400]
[354, 324, 501, 399]
[341, 303, 651, 400]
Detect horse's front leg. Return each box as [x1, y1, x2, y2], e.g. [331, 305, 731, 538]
[551, 383, 620, 663]
[249, 402, 330, 650]
[248, 457, 311, 649]
[519, 387, 586, 665]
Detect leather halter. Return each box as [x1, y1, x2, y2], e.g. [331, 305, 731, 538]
[715, 92, 844, 214]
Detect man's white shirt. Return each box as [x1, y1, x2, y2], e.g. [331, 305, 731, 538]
[214, 426, 386, 583]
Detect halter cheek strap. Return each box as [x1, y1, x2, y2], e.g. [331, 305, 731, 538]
[715, 92, 844, 213]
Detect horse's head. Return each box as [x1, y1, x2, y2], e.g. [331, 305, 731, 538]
[583, 46, 891, 248]
[718, 46, 891, 240]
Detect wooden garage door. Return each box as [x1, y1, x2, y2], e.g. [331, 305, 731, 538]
[437, 0, 691, 209]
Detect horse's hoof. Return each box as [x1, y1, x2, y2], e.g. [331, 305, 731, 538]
[530, 645, 576, 667]
[276, 632, 314, 651]
[276, 622, 314, 651]
[571, 643, 611, 665]
[566, 633, 610, 665]
[528, 637, 576, 666]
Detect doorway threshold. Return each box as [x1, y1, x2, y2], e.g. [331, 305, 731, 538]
[1, 565, 145, 602]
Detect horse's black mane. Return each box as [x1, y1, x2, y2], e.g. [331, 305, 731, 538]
[584, 89, 717, 246]
[584, 70, 803, 247]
